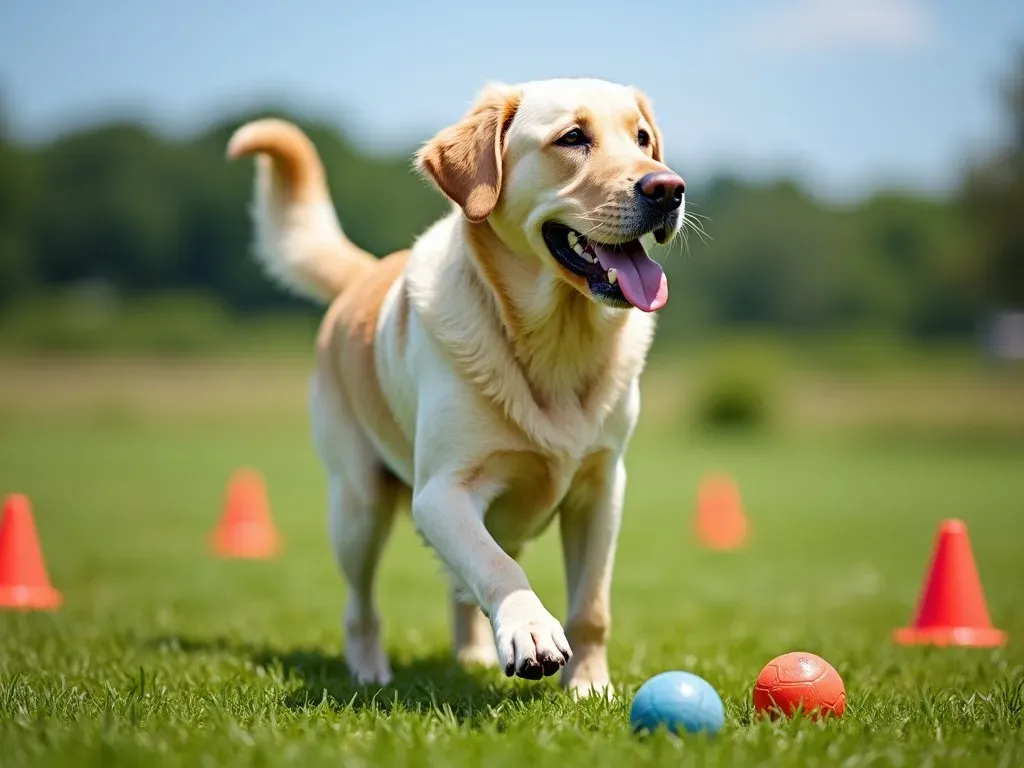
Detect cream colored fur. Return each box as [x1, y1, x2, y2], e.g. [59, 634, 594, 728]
[228, 78, 684, 696]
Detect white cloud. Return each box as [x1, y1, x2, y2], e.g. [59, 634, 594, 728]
[735, 0, 937, 53]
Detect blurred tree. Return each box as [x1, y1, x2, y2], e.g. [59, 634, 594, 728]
[962, 51, 1024, 311]
[30, 124, 180, 288]
[0, 98, 993, 345]
[0, 94, 37, 302]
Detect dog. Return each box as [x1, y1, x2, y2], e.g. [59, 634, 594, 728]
[227, 77, 685, 696]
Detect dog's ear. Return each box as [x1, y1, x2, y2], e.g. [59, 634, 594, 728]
[633, 89, 664, 163]
[417, 83, 521, 223]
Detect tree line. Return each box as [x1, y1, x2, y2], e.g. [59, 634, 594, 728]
[0, 58, 1020, 345]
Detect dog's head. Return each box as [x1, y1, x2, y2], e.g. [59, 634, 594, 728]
[418, 78, 683, 313]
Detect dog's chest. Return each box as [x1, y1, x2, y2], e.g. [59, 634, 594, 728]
[480, 451, 581, 549]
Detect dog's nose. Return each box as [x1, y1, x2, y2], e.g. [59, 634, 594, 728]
[636, 171, 685, 213]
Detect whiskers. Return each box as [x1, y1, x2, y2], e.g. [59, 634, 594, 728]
[672, 205, 712, 258]
[571, 201, 625, 240]
[563, 200, 713, 257]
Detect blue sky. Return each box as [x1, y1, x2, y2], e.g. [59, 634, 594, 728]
[1, 0, 1022, 199]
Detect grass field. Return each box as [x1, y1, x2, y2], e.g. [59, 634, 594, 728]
[0, 357, 1022, 766]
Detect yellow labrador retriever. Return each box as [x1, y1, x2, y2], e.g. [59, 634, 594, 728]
[227, 78, 685, 696]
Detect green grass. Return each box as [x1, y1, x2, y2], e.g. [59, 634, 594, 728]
[1, 395, 1022, 765]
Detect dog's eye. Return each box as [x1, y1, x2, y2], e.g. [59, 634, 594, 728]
[637, 129, 650, 148]
[555, 128, 589, 147]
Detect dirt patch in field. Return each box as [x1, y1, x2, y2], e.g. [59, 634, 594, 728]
[2, 355, 1021, 437]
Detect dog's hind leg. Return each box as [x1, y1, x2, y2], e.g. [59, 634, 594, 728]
[312, 370, 398, 686]
[328, 474, 397, 685]
[452, 597, 499, 668]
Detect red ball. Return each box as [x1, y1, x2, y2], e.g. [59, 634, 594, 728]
[752, 652, 846, 719]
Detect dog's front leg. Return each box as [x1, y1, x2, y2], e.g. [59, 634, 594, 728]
[413, 476, 572, 680]
[558, 452, 625, 697]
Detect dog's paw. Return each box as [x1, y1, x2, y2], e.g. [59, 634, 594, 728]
[561, 642, 613, 697]
[345, 640, 393, 686]
[456, 642, 500, 669]
[492, 590, 572, 680]
[565, 676, 616, 699]
[344, 617, 392, 686]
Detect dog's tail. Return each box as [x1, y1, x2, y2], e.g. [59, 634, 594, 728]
[227, 118, 374, 303]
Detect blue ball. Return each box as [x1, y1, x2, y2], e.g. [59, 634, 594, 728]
[630, 671, 725, 736]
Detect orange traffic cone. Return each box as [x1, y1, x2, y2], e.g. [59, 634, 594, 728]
[0, 494, 62, 610]
[210, 469, 281, 559]
[894, 519, 1005, 647]
[694, 473, 749, 550]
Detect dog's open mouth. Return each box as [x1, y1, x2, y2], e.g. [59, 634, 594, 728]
[542, 223, 668, 312]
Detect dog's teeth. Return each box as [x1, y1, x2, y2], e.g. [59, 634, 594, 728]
[607, 268, 618, 285]
[572, 243, 586, 256]
[567, 232, 579, 248]
[581, 250, 595, 263]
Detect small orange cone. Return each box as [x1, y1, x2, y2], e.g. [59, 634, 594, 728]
[211, 469, 281, 559]
[894, 519, 1005, 647]
[0, 494, 62, 610]
[694, 473, 749, 550]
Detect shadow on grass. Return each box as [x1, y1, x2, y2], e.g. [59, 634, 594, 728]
[146, 634, 554, 721]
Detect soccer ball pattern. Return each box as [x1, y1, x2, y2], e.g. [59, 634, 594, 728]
[752, 651, 846, 719]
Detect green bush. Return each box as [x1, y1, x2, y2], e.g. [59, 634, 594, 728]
[0, 288, 232, 355]
[0, 287, 319, 357]
[691, 339, 782, 432]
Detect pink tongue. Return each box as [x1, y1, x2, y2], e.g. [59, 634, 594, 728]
[591, 240, 668, 312]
